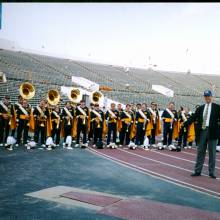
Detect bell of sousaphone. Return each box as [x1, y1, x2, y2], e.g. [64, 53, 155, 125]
[68, 87, 82, 103]
[89, 91, 103, 104]
[47, 89, 60, 106]
[19, 82, 35, 100]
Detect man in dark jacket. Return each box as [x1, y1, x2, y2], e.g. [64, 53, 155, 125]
[186, 90, 220, 179]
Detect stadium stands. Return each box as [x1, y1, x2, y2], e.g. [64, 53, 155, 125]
[0, 49, 219, 109]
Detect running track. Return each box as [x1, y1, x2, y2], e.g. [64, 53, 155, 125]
[87, 146, 220, 199]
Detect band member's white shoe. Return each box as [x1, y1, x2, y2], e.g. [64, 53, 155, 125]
[66, 146, 73, 150]
[188, 146, 192, 149]
[41, 144, 46, 148]
[157, 143, 164, 150]
[75, 144, 80, 148]
[119, 145, 122, 147]
[62, 143, 66, 148]
[168, 145, 176, 151]
[47, 146, 52, 150]
[93, 144, 96, 147]
[27, 146, 31, 150]
[144, 146, 149, 150]
[0, 143, 3, 147]
[15, 144, 19, 147]
[7, 146, 13, 151]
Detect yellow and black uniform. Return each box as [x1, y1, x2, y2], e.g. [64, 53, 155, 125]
[51, 109, 62, 145]
[149, 108, 160, 145]
[135, 109, 151, 146]
[75, 106, 89, 145]
[11, 102, 21, 137]
[120, 110, 134, 145]
[161, 108, 178, 146]
[177, 111, 190, 148]
[16, 104, 32, 145]
[62, 106, 74, 143]
[105, 109, 119, 145]
[90, 109, 105, 145]
[33, 106, 48, 145]
[0, 101, 12, 145]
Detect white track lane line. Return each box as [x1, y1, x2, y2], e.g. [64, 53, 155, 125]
[182, 151, 220, 162]
[87, 147, 220, 199]
[118, 148, 220, 180]
[140, 149, 220, 170]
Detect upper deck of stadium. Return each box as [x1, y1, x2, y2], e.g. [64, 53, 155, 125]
[0, 49, 220, 109]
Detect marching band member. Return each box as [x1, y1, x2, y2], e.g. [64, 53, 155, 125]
[0, 95, 12, 148]
[11, 95, 24, 137]
[177, 107, 191, 151]
[75, 100, 89, 148]
[119, 104, 134, 147]
[16, 99, 33, 147]
[148, 102, 161, 147]
[161, 102, 178, 151]
[90, 103, 104, 147]
[106, 103, 119, 148]
[33, 99, 48, 147]
[88, 103, 95, 141]
[117, 103, 123, 145]
[135, 103, 151, 148]
[51, 105, 61, 147]
[62, 101, 74, 148]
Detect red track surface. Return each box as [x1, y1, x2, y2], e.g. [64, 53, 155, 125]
[99, 198, 220, 220]
[88, 146, 220, 198]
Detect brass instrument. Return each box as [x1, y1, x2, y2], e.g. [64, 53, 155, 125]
[67, 115, 71, 125]
[68, 88, 82, 103]
[39, 108, 46, 127]
[19, 82, 35, 100]
[89, 91, 103, 105]
[47, 89, 60, 106]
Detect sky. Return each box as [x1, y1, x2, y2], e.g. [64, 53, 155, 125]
[1, 3, 220, 74]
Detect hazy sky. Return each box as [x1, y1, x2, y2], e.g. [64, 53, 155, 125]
[1, 3, 220, 74]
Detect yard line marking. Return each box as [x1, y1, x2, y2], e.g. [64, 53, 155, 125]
[139, 149, 220, 170]
[182, 151, 220, 162]
[118, 148, 220, 180]
[87, 147, 220, 199]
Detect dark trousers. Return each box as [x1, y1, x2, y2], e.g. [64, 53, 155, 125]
[64, 124, 72, 142]
[135, 123, 145, 146]
[120, 123, 131, 145]
[194, 128, 217, 176]
[163, 123, 173, 146]
[34, 124, 46, 145]
[16, 120, 29, 145]
[76, 123, 87, 144]
[93, 126, 103, 144]
[150, 123, 156, 145]
[107, 123, 117, 145]
[51, 126, 61, 145]
[11, 128, 16, 137]
[88, 122, 93, 140]
[178, 126, 188, 147]
[0, 118, 10, 144]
